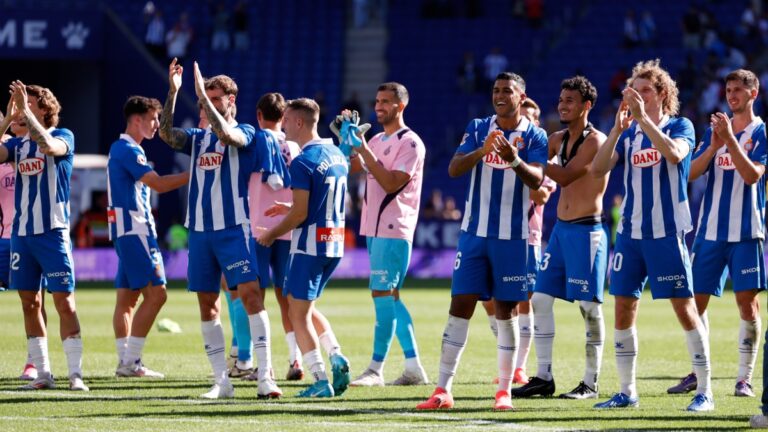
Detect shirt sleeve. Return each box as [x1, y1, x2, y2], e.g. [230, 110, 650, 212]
[524, 128, 548, 166]
[748, 123, 767, 165]
[237, 124, 256, 148]
[668, 117, 696, 150]
[693, 128, 712, 159]
[392, 135, 425, 177]
[2, 138, 19, 163]
[52, 128, 75, 155]
[456, 120, 480, 155]
[180, 128, 204, 155]
[119, 145, 154, 181]
[289, 156, 312, 191]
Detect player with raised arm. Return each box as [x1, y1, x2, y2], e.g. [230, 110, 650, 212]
[591, 59, 713, 412]
[671, 69, 765, 399]
[511, 76, 608, 400]
[256, 98, 351, 398]
[346, 82, 429, 387]
[0, 82, 86, 391]
[416, 72, 547, 410]
[109, 95, 189, 378]
[158, 59, 281, 399]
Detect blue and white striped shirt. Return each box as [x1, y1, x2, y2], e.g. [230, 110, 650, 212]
[107, 134, 155, 240]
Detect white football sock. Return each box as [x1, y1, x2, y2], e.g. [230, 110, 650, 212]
[63, 337, 83, 377]
[201, 319, 229, 384]
[738, 319, 760, 383]
[516, 311, 533, 371]
[615, 327, 638, 398]
[116, 337, 128, 365]
[248, 311, 273, 381]
[685, 325, 711, 396]
[123, 336, 146, 366]
[497, 317, 519, 392]
[532, 292, 555, 381]
[286, 331, 301, 365]
[368, 359, 384, 375]
[487, 313, 498, 338]
[319, 330, 342, 357]
[304, 349, 328, 382]
[580, 301, 604, 388]
[404, 356, 424, 373]
[437, 315, 469, 393]
[28, 337, 51, 375]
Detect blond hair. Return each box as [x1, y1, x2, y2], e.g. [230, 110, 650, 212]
[627, 59, 680, 116]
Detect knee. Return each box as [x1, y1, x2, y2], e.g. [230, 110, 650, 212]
[146, 288, 168, 308]
[739, 300, 760, 321]
[54, 297, 76, 316]
[20, 296, 42, 315]
[579, 301, 602, 320]
[531, 292, 554, 314]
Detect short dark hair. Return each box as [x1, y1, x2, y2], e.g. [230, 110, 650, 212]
[560, 75, 598, 105]
[495, 72, 526, 92]
[725, 69, 759, 90]
[26, 85, 61, 128]
[123, 95, 162, 121]
[286, 98, 319, 126]
[257, 92, 286, 122]
[377, 82, 409, 104]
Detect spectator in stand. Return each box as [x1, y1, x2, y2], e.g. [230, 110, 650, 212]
[422, 189, 445, 219]
[144, 8, 165, 60]
[525, 0, 543, 28]
[441, 196, 461, 221]
[75, 191, 111, 248]
[483, 47, 508, 87]
[211, 2, 231, 51]
[682, 5, 702, 51]
[457, 51, 481, 94]
[166, 12, 193, 64]
[623, 10, 639, 48]
[638, 10, 656, 47]
[233, 1, 249, 51]
[609, 67, 628, 101]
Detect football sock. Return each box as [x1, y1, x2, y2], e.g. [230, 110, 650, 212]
[497, 316, 519, 392]
[319, 330, 342, 357]
[372, 296, 396, 367]
[124, 336, 146, 366]
[738, 319, 760, 382]
[248, 310, 272, 380]
[201, 319, 228, 383]
[304, 349, 328, 382]
[116, 337, 128, 365]
[532, 292, 555, 381]
[685, 325, 711, 396]
[395, 299, 422, 365]
[615, 327, 638, 398]
[437, 315, 469, 393]
[286, 331, 302, 366]
[63, 336, 83, 377]
[487, 313, 498, 338]
[580, 300, 604, 388]
[28, 336, 51, 375]
[233, 298, 252, 362]
[516, 311, 533, 372]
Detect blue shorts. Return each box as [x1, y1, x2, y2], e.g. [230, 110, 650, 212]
[527, 244, 541, 288]
[188, 224, 259, 293]
[11, 229, 75, 293]
[609, 233, 693, 300]
[255, 239, 291, 288]
[0, 238, 10, 288]
[367, 237, 412, 291]
[114, 235, 166, 290]
[283, 253, 341, 301]
[692, 237, 767, 296]
[534, 221, 608, 303]
[451, 232, 528, 302]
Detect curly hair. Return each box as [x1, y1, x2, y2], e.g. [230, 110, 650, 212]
[204, 75, 238, 96]
[26, 85, 61, 128]
[561, 75, 598, 106]
[627, 59, 680, 116]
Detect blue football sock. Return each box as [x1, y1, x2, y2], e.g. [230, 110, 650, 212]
[372, 296, 396, 362]
[395, 299, 419, 359]
[223, 289, 237, 350]
[232, 297, 252, 362]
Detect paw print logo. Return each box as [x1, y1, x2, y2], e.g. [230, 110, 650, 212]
[61, 22, 90, 49]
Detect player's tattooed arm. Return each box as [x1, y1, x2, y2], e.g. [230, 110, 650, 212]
[159, 59, 188, 150]
[10, 81, 67, 156]
[193, 62, 247, 148]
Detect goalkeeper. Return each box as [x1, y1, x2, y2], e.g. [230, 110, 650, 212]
[332, 83, 430, 387]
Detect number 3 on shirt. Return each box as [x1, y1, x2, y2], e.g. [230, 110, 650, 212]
[325, 176, 347, 221]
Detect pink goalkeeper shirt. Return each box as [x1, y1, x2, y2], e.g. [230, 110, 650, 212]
[0, 163, 14, 239]
[360, 128, 426, 241]
[249, 130, 300, 242]
[527, 176, 556, 247]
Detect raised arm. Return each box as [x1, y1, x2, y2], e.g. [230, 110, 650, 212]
[10, 81, 67, 157]
[689, 130, 719, 182]
[493, 133, 543, 190]
[592, 102, 630, 177]
[625, 87, 689, 164]
[356, 137, 412, 194]
[140, 171, 190, 193]
[158, 58, 189, 150]
[546, 132, 606, 187]
[193, 62, 247, 148]
[448, 130, 497, 177]
[713, 113, 765, 185]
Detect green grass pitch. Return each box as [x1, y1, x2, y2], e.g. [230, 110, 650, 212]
[0, 280, 763, 431]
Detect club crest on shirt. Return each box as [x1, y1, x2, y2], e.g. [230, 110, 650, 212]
[18, 157, 45, 176]
[716, 152, 736, 170]
[137, 154, 147, 165]
[744, 138, 754, 151]
[631, 148, 661, 168]
[198, 152, 223, 170]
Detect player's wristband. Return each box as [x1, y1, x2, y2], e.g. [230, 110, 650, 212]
[508, 157, 521, 169]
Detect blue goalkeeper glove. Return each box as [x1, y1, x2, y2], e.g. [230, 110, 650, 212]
[329, 110, 371, 158]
